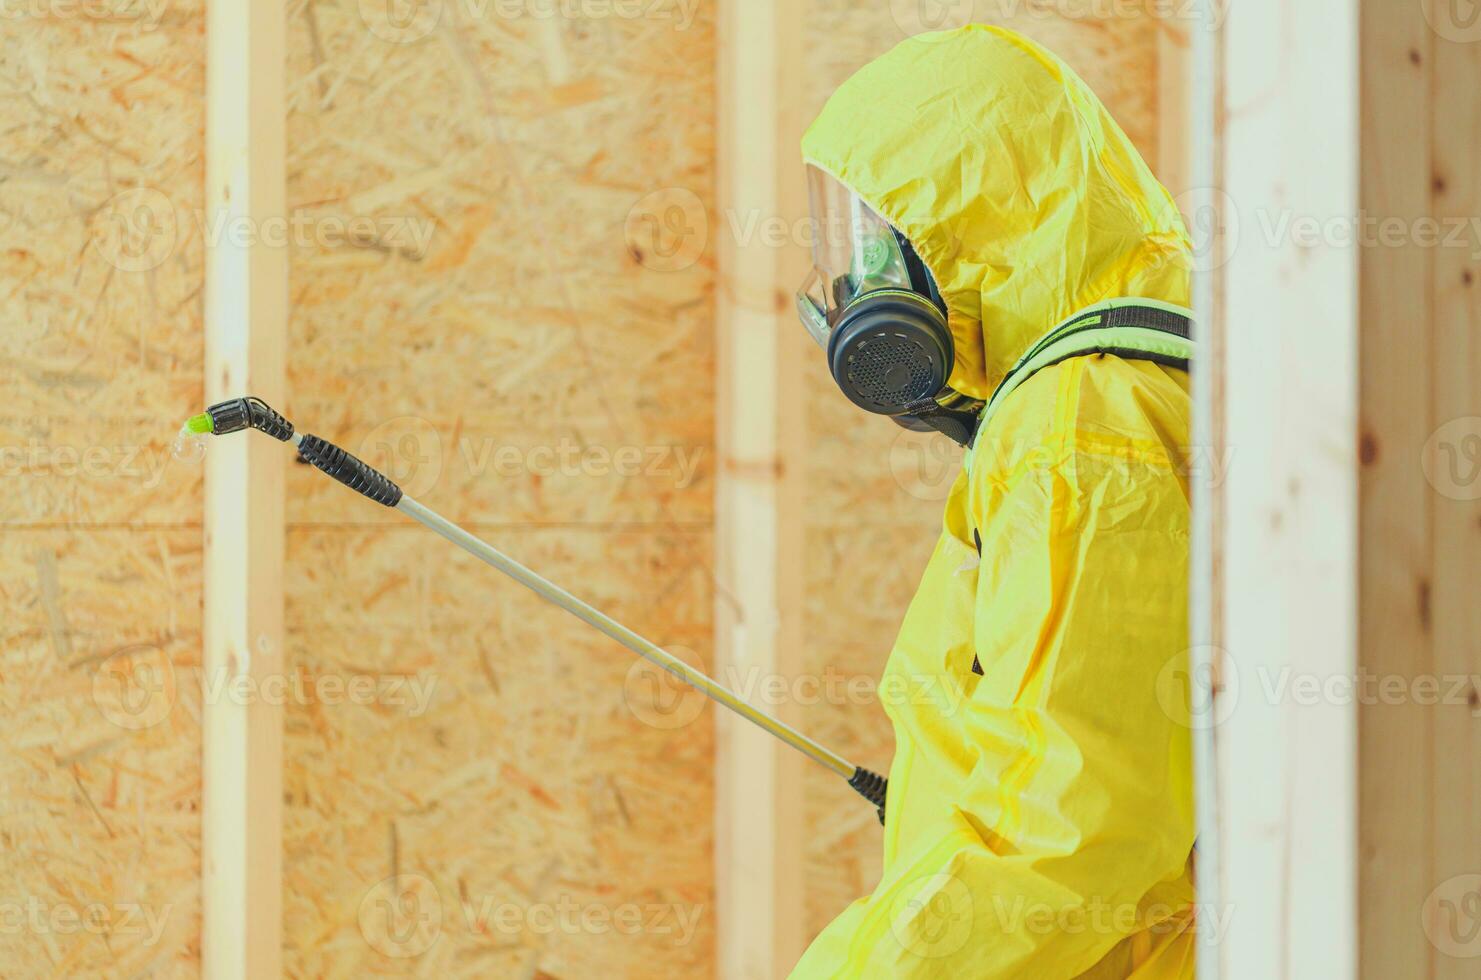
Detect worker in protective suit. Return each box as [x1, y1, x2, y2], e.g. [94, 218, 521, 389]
[792, 25, 1198, 979]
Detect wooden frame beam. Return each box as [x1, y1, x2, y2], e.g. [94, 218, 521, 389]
[1356, 1, 1481, 976]
[715, 1, 808, 976]
[1355, 0, 1433, 971]
[202, 2, 287, 976]
[1205, 0, 1361, 976]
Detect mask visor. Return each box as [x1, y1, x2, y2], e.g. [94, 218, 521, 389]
[796, 166, 914, 348]
[795, 268, 832, 348]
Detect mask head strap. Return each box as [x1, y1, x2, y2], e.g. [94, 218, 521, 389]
[900, 396, 979, 447]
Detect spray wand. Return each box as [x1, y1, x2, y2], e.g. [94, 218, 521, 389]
[183, 397, 889, 823]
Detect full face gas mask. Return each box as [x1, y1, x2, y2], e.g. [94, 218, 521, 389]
[795, 166, 984, 446]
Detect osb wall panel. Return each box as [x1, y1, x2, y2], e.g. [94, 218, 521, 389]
[798, 1, 1165, 940]
[280, 2, 715, 976]
[0, 4, 207, 978]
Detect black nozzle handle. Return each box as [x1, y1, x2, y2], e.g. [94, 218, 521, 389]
[297, 434, 403, 508]
[206, 397, 294, 441]
[849, 766, 888, 825]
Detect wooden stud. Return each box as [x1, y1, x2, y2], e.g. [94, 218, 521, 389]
[1216, 0, 1361, 976]
[1427, 20, 1481, 980]
[715, 1, 809, 977]
[202, 2, 287, 977]
[1187, 3, 1225, 976]
[1357, 0, 1436, 977]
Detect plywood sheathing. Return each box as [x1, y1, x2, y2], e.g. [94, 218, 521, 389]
[0, 532, 204, 977]
[0, 1, 1169, 973]
[280, 1, 716, 975]
[0, 5, 207, 977]
[799, 1, 1165, 940]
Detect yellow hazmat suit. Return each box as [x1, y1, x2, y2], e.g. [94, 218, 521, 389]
[792, 26, 1198, 979]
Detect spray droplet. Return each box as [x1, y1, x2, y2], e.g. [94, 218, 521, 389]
[172, 425, 207, 464]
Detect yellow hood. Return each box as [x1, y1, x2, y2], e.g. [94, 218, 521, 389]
[801, 25, 1191, 400]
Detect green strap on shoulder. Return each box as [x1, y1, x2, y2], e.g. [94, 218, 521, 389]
[973, 298, 1195, 451]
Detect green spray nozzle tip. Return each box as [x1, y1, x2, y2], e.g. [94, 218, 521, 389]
[185, 412, 214, 434]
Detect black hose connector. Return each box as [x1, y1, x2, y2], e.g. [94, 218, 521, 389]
[297, 434, 403, 508]
[206, 397, 294, 442]
[849, 766, 888, 825]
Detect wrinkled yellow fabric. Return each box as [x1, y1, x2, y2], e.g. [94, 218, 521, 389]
[793, 25, 1198, 980]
